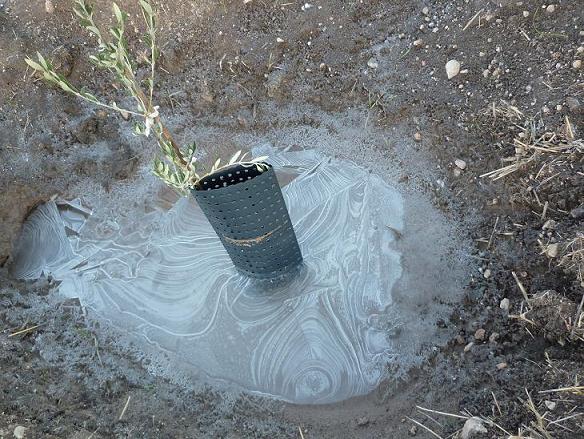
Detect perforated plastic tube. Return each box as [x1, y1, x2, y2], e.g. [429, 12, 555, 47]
[192, 163, 303, 278]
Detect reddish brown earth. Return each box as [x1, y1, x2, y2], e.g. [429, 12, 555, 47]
[1, 0, 583, 438]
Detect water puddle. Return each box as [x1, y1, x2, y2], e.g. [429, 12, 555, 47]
[11, 145, 467, 404]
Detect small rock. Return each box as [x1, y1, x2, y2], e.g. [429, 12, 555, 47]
[413, 39, 423, 47]
[454, 159, 467, 170]
[367, 58, 379, 69]
[496, 362, 508, 370]
[500, 298, 510, 312]
[489, 332, 499, 343]
[566, 97, 582, 114]
[13, 426, 27, 439]
[464, 342, 474, 352]
[578, 46, 584, 54]
[483, 269, 491, 279]
[445, 59, 461, 79]
[409, 424, 418, 436]
[120, 110, 130, 121]
[422, 6, 429, 15]
[546, 4, 555, 13]
[544, 400, 557, 410]
[414, 132, 422, 142]
[453, 168, 462, 177]
[461, 417, 487, 439]
[570, 205, 584, 219]
[542, 219, 557, 230]
[45, 0, 54, 13]
[356, 416, 369, 427]
[522, 10, 529, 17]
[545, 243, 559, 258]
[276, 37, 285, 43]
[474, 328, 486, 341]
[573, 60, 582, 70]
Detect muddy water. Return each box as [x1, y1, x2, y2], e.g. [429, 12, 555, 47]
[11, 146, 467, 404]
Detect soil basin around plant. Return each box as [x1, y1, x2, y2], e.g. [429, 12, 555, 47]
[11, 145, 469, 404]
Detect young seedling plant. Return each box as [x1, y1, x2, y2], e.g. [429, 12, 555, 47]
[25, 0, 267, 195]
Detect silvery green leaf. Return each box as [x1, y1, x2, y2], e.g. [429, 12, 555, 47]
[42, 72, 55, 83]
[87, 26, 101, 36]
[58, 81, 74, 93]
[37, 52, 49, 69]
[229, 150, 241, 164]
[25, 58, 44, 72]
[139, 0, 153, 17]
[112, 3, 123, 24]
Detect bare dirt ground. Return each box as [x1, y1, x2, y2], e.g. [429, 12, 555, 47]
[1, 0, 583, 438]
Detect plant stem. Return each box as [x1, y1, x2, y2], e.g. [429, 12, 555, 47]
[72, 89, 141, 116]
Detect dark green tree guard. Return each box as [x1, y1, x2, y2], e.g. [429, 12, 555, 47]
[192, 163, 303, 279]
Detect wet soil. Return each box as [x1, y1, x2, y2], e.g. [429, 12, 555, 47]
[1, 0, 583, 437]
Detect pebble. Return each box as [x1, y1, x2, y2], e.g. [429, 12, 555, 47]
[445, 59, 461, 79]
[573, 60, 582, 70]
[544, 400, 557, 410]
[453, 168, 462, 177]
[500, 298, 510, 312]
[461, 417, 487, 439]
[464, 342, 474, 352]
[276, 37, 285, 43]
[409, 425, 418, 436]
[13, 426, 27, 439]
[496, 362, 508, 370]
[422, 6, 429, 15]
[45, 0, 54, 13]
[545, 243, 559, 258]
[483, 268, 491, 279]
[570, 205, 584, 219]
[414, 132, 422, 142]
[546, 4, 555, 14]
[367, 58, 379, 69]
[474, 328, 486, 341]
[413, 39, 423, 47]
[356, 416, 369, 426]
[522, 10, 529, 17]
[489, 332, 499, 343]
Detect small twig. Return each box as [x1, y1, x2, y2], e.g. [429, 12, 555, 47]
[416, 406, 469, 420]
[512, 271, 531, 306]
[8, 324, 42, 337]
[93, 335, 103, 366]
[298, 426, 305, 439]
[491, 391, 502, 416]
[487, 216, 499, 250]
[119, 395, 131, 421]
[541, 201, 549, 221]
[570, 292, 584, 339]
[463, 9, 484, 31]
[539, 386, 584, 395]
